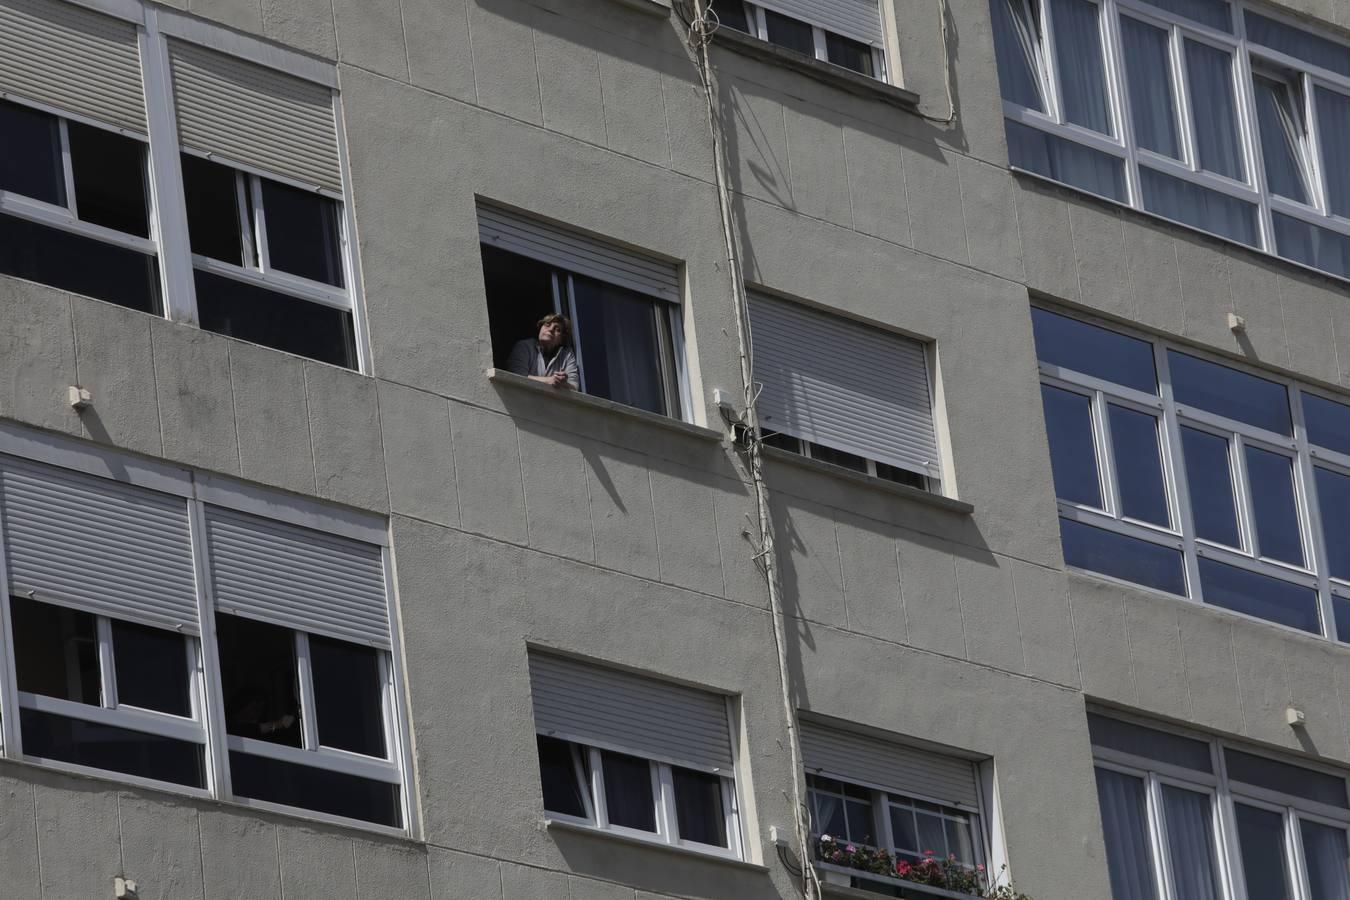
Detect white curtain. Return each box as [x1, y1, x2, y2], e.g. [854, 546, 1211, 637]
[1050, 0, 1113, 134]
[1185, 40, 1244, 180]
[1139, 167, 1259, 247]
[1096, 769, 1160, 900]
[1316, 86, 1350, 218]
[1273, 214, 1350, 280]
[1161, 785, 1221, 900]
[1121, 17, 1180, 158]
[1302, 820, 1350, 900]
[1253, 76, 1311, 203]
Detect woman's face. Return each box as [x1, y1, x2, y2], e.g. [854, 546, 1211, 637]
[537, 319, 564, 350]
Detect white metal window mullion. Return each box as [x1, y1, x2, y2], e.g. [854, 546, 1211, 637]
[753, 4, 768, 41]
[57, 119, 79, 220]
[656, 763, 677, 844]
[233, 173, 255, 269]
[249, 177, 272, 274]
[1146, 772, 1180, 900]
[564, 274, 588, 395]
[1230, 17, 1275, 252]
[875, 790, 894, 853]
[589, 747, 611, 829]
[1037, 0, 1066, 125]
[140, 8, 202, 326]
[1211, 738, 1245, 900]
[1286, 807, 1313, 900]
[294, 631, 320, 752]
[1302, 75, 1331, 218]
[1100, 0, 1143, 203]
[1156, 346, 1203, 603]
[811, 26, 828, 62]
[1228, 432, 1258, 560]
[572, 743, 597, 821]
[379, 543, 418, 834]
[331, 91, 372, 374]
[1170, 24, 1200, 173]
[96, 616, 119, 710]
[0, 588, 22, 758]
[1093, 389, 1123, 520]
[187, 498, 232, 797]
[1290, 391, 1337, 640]
[721, 775, 744, 860]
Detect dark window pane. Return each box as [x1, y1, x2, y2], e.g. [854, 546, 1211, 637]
[195, 270, 357, 369]
[601, 750, 656, 832]
[1198, 558, 1319, 633]
[480, 244, 559, 372]
[11, 596, 99, 705]
[808, 442, 868, 474]
[1245, 446, 1303, 566]
[1234, 803, 1293, 900]
[260, 179, 343, 287]
[946, 818, 975, 866]
[310, 634, 385, 758]
[66, 121, 148, 238]
[1305, 392, 1350, 456]
[1041, 385, 1102, 507]
[1169, 351, 1291, 435]
[1088, 713, 1213, 771]
[762, 431, 802, 453]
[1317, 467, 1350, 581]
[825, 32, 874, 77]
[1007, 121, 1128, 202]
[916, 811, 946, 857]
[673, 767, 728, 847]
[537, 736, 588, 818]
[180, 154, 243, 265]
[229, 750, 400, 827]
[846, 798, 875, 845]
[1335, 595, 1350, 644]
[1110, 405, 1169, 527]
[216, 614, 302, 748]
[111, 619, 191, 717]
[1060, 517, 1187, 595]
[1315, 88, 1350, 219]
[1275, 213, 1350, 281]
[890, 805, 918, 852]
[875, 461, 927, 489]
[1031, 308, 1158, 393]
[1226, 749, 1348, 808]
[571, 274, 672, 416]
[1246, 12, 1350, 81]
[1302, 821, 1350, 900]
[1096, 769, 1159, 900]
[764, 10, 815, 56]
[1161, 786, 1222, 900]
[811, 787, 848, 838]
[1139, 167, 1259, 248]
[20, 707, 205, 788]
[1181, 427, 1239, 546]
[0, 99, 64, 205]
[0, 211, 160, 314]
[715, 2, 750, 32]
[1184, 41, 1244, 181]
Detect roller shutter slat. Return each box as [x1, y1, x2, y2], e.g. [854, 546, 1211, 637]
[801, 722, 979, 808]
[0, 0, 146, 131]
[755, 0, 883, 46]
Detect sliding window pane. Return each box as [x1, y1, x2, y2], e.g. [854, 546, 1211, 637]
[1139, 167, 1259, 247]
[764, 10, 815, 56]
[1316, 88, 1350, 218]
[1198, 558, 1319, 633]
[1110, 405, 1169, 527]
[1030, 308, 1158, 393]
[1235, 804, 1292, 900]
[1060, 518, 1187, 595]
[1050, 0, 1112, 135]
[537, 736, 588, 819]
[715, 2, 750, 32]
[1041, 385, 1101, 507]
[991, 0, 1046, 111]
[1302, 821, 1350, 900]
[229, 750, 400, 827]
[1168, 351, 1291, 436]
[260, 179, 344, 288]
[825, 33, 874, 77]
[601, 750, 657, 832]
[1161, 786, 1221, 900]
[1336, 596, 1350, 644]
[180, 153, 244, 266]
[309, 634, 385, 758]
[195, 270, 357, 370]
[1121, 18, 1181, 160]
[1316, 467, 1350, 580]
[1185, 41, 1244, 181]
[1007, 121, 1127, 201]
[66, 121, 149, 238]
[1253, 76, 1311, 205]
[0, 99, 64, 206]
[1181, 427, 1239, 548]
[1273, 214, 1350, 281]
[0, 212, 160, 314]
[111, 619, 191, 718]
[1245, 446, 1303, 566]
[1095, 769, 1159, 900]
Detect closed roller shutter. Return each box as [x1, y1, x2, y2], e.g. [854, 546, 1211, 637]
[204, 505, 390, 648]
[750, 292, 940, 479]
[801, 721, 980, 808]
[0, 457, 198, 633]
[528, 652, 734, 772]
[0, 0, 146, 132]
[756, 0, 882, 46]
[478, 203, 681, 303]
[168, 40, 341, 192]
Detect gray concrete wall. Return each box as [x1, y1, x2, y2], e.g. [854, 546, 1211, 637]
[4, 0, 1350, 897]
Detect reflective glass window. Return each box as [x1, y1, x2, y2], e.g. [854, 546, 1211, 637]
[310, 634, 385, 758]
[1042, 385, 1102, 507]
[1138, 0, 1230, 31]
[1087, 713, 1213, 771]
[764, 10, 815, 56]
[571, 274, 674, 417]
[67, 121, 149, 238]
[537, 735, 588, 819]
[260, 178, 344, 287]
[20, 707, 205, 789]
[1160, 786, 1222, 900]
[11, 597, 100, 705]
[1096, 768, 1159, 900]
[1302, 821, 1350, 900]
[1198, 558, 1319, 633]
[1185, 41, 1244, 181]
[1139, 167, 1259, 248]
[1121, 17, 1181, 159]
[1315, 87, 1350, 219]
[1225, 749, 1348, 808]
[1031, 308, 1158, 393]
[1006, 120, 1128, 202]
[1050, 0, 1112, 135]
[0, 211, 160, 314]
[1060, 517, 1187, 595]
[1181, 427, 1240, 547]
[1234, 804, 1293, 900]
[1253, 75, 1311, 205]
[825, 32, 874, 76]
[1246, 12, 1350, 80]
[1244, 446, 1303, 566]
[216, 614, 303, 748]
[1305, 392, 1350, 456]
[0, 99, 63, 206]
[716, 2, 751, 32]
[1168, 351, 1291, 436]
[991, 0, 1046, 111]
[1315, 467, 1350, 581]
[229, 750, 400, 827]
[1273, 213, 1350, 280]
[111, 619, 191, 717]
[1110, 404, 1169, 527]
[194, 270, 357, 369]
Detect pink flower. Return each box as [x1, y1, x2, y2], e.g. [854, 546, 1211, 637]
[845, 844, 856, 853]
[923, 849, 935, 857]
[977, 864, 986, 872]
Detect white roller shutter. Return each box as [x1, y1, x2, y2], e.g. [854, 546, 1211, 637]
[168, 39, 342, 192]
[204, 505, 390, 648]
[801, 721, 980, 809]
[750, 292, 939, 479]
[756, 0, 883, 46]
[0, 0, 146, 132]
[478, 203, 681, 303]
[0, 457, 198, 633]
[528, 653, 734, 772]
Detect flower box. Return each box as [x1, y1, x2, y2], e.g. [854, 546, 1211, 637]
[814, 836, 1033, 900]
[816, 861, 983, 898]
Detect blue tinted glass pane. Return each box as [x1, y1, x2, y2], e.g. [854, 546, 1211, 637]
[1096, 769, 1160, 900]
[1169, 351, 1291, 435]
[1138, 0, 1231, 31]
[1304, 394, 1350, 456]
[1336, 596, 1350, 644]
[1110, 405, 1169, 526]
[1007, 121, 1128, 202]
[1273, 213, 1350, 280]
[1226, 749, 1348, 808]
[1198, 558, 1320, 633]
[1060, 517, 1187, 595]
[1246, 12, 1350, 81]
[1315, 467, 1350, 581]
[1234, 804, 1292, 900]
[991, 0, 1046, 111]
[1317, 88, 1350, 219]
[1088, 714, 1212, 771]
[1050, 0, 1113, 134]
[1185, 41, 1244, 181]
[1301, 820, 1350, 900]
[1245, 446, 1303, 566]
[1121, 17, 1181, 159]
[1042, 385, 1102, 506]
[1181, 427, 1240, 547]
[1031, 308, 1158, 393]
[1139, 167, 1259, 247]
[0, 99, 64, 206]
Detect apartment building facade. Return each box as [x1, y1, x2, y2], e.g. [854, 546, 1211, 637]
[3, 0, 1350, 896]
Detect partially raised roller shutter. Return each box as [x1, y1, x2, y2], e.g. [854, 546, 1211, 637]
[801, 721, 980, 808]
[528, 652, 734, 772]
[204, 505, 390, 648]
[0, 457, 198, 632]
[168, 40, 341, 192]
[750, 291, 940, 479]
[0, 0, 146, 131]
[477, 203, 681, 302]
[756, 0, 882, 46]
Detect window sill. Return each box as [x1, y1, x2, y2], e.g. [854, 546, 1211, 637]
[712, 28, 920, 111]
[544, 818, 770, 872]
[486, 368, 723, 442]
[817, 863, 980, 899]
[762, 446, 973, 515]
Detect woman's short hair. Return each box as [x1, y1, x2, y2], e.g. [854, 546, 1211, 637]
[536, 312, 572, 342]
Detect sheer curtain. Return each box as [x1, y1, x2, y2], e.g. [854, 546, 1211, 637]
[1139, 167, 1260, 247]
[1273, 213, 1350, 279]
[1316, 86, 1350, 217]
[1121, 17, 1181, 158]
[1161, 785, 1222, 900]
[1302, 820, 1350, 900]
[991, 0, 1046, 110]
[1096, 768, 1160, 900]
[1234, 803, 1292, 900]
[1050, 0, 1113, 134]
[1185, 40, 1245, 180]
[1253, 76, 1311, 203]
[570, 276, 668, 416]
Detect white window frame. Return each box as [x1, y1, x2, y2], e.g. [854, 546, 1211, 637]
[729, 2, 888, 81]
[0, 0, 370, 371]
[1039, 305, 1350, 642]
[1092, 711, 1350, 900]
[764, 432, 936, 491]
[1000, 0, 1350, 285]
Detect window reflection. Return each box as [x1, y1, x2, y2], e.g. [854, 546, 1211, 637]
[1042, 385, 1102, 508]
[1181, 427, 1240, 546]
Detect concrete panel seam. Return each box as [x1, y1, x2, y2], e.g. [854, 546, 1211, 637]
[516, 425, 533, 549]
[952, 554, 970, 661]
[1065, 576, 1089, 693]
[1008, 557, 1030, 676]
[445, 397, 465, 527]
[225, 344, 245, 477]
[302, 362, 322, 507]
[397, 0, 412, 85]
[646, 467, 663, 583]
